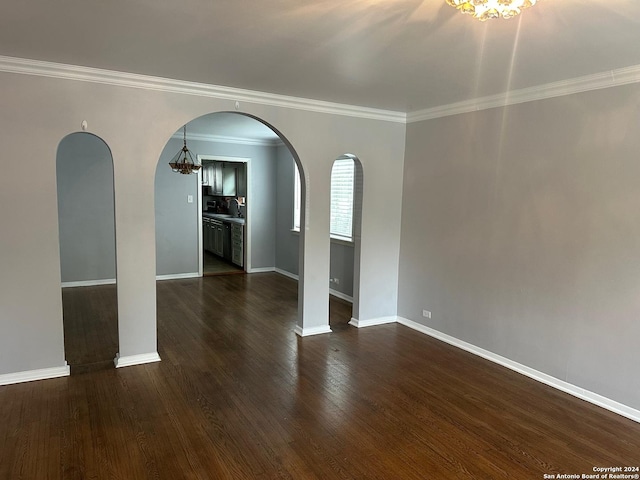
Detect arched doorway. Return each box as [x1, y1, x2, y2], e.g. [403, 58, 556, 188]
[153, 112, 309, 334]
[56, 132, 118, 372]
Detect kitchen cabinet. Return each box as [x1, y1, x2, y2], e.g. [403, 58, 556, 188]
[211, 163, 223, 195]
[213, 220, 224, 256]
[203, 161, 241, 196]
[202, 218, 223, 257]
[201, 162, 223, 194]
[222, 165, 236, 196]
[231, 223, 243, 267]
[203, 218, 209, 251]
[201, 163, 214, 187]
[223, 223, 232, 261]
[236, 164, 246, 197]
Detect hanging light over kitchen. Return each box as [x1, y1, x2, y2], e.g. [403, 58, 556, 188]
[169, 125, 201, 175]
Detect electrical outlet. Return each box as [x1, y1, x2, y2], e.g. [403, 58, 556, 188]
[329, 278, 334, 283]
[422, 310, 431, 319]
[334, 278, 339, 285]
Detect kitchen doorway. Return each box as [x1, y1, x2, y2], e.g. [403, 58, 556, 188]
[198, 156, 250, 277]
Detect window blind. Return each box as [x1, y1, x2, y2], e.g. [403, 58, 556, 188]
[330, 158, 354, 239]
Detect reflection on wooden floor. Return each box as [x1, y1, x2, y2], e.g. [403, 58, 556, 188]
[62, 284, 118, 374]
[203, 250, 244, 276]
[3, 274, 639, 479]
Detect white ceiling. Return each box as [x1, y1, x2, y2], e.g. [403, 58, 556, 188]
[2, 0, 640, 113]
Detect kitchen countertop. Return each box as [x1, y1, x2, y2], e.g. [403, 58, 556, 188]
[203, 213, 245, 225]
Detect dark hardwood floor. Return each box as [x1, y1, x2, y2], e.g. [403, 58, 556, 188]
[62, 284, 119, 373]
[203, 251, 244, 276]
[1, 273, 639, 479]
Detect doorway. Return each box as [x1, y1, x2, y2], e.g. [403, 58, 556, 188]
[198, 156, 249, 276]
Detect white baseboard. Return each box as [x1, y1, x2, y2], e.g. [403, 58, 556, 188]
[274, 269, 353, 303]
[329, 289, 353, 303]
[0, 363, 70, 385]
[396, 316, 640, 424]
[114, 352, 161, 368]
[248, 267, 276, 274]
[156, 272, 199, 281]
[274, 268, 298, 280]
[348, 315, 396, 328]
[294, 325, 332, 337]
[62, 278, 116, 288]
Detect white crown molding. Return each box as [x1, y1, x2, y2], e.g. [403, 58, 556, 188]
[408, 64, 640, 123]
[114, 352, 161, 368]
[4, 55, 640, 126]
[0, 363, 70, 386]
[0, 55, 406, 124]
[396, 317, 640, 424]
[171, 132, 283, 147]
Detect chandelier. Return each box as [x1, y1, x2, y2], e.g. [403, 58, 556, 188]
[169, 125, 201, 175]
[446, 0, 538, 21]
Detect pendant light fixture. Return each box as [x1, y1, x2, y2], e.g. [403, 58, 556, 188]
[446, 0, 538, 21]
[169, 125, 201, 175]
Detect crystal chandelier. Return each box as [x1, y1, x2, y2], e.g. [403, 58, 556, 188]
[446, 0, 538, 21]
[169, 125, 201, 175]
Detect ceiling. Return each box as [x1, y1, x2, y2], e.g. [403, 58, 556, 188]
[2, 0, 640, 113]
[186, 113, 281, 142]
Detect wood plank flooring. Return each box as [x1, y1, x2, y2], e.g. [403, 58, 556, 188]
[203, 251, 244, 276]
[1, 273, 639, 479]
[62, 285, 119, 373]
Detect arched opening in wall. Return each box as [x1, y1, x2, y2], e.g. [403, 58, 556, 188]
[326, 154, 363, 328]
[154, 112, 308, 352]
[56, 132, 118, 373]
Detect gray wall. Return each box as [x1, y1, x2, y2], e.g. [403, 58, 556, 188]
[57, 133, 116, 283]
[398, 83, 640, 411]
[155, 136, 277, 275]
[0, 67, 405, 376]
[275, 146, 355, 298]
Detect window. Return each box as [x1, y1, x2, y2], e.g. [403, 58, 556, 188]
[293, 157, 355, 241]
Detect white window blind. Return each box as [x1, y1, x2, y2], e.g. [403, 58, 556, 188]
[330, 158, 355, 240]
[293, 158, 355, 241]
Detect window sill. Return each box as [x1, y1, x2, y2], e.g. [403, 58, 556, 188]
[290, 228, 353, 246]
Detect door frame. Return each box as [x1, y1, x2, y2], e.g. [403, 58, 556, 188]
[197, 155, 251, 276]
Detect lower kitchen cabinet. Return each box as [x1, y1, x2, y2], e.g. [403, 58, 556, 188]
[203, 218, 224, 257]
[231, 224, 243, 267]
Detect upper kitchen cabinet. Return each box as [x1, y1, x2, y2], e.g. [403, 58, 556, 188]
[222, 164, 236, 196]
[202, 162, 224, 195]
[201, 163, 212, 186]
[212, 163, 223, 195]
[202, 161, 247, 197]
[237, 163, 246, 197]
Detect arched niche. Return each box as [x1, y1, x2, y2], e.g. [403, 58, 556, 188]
[56, 132, 118, 370]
